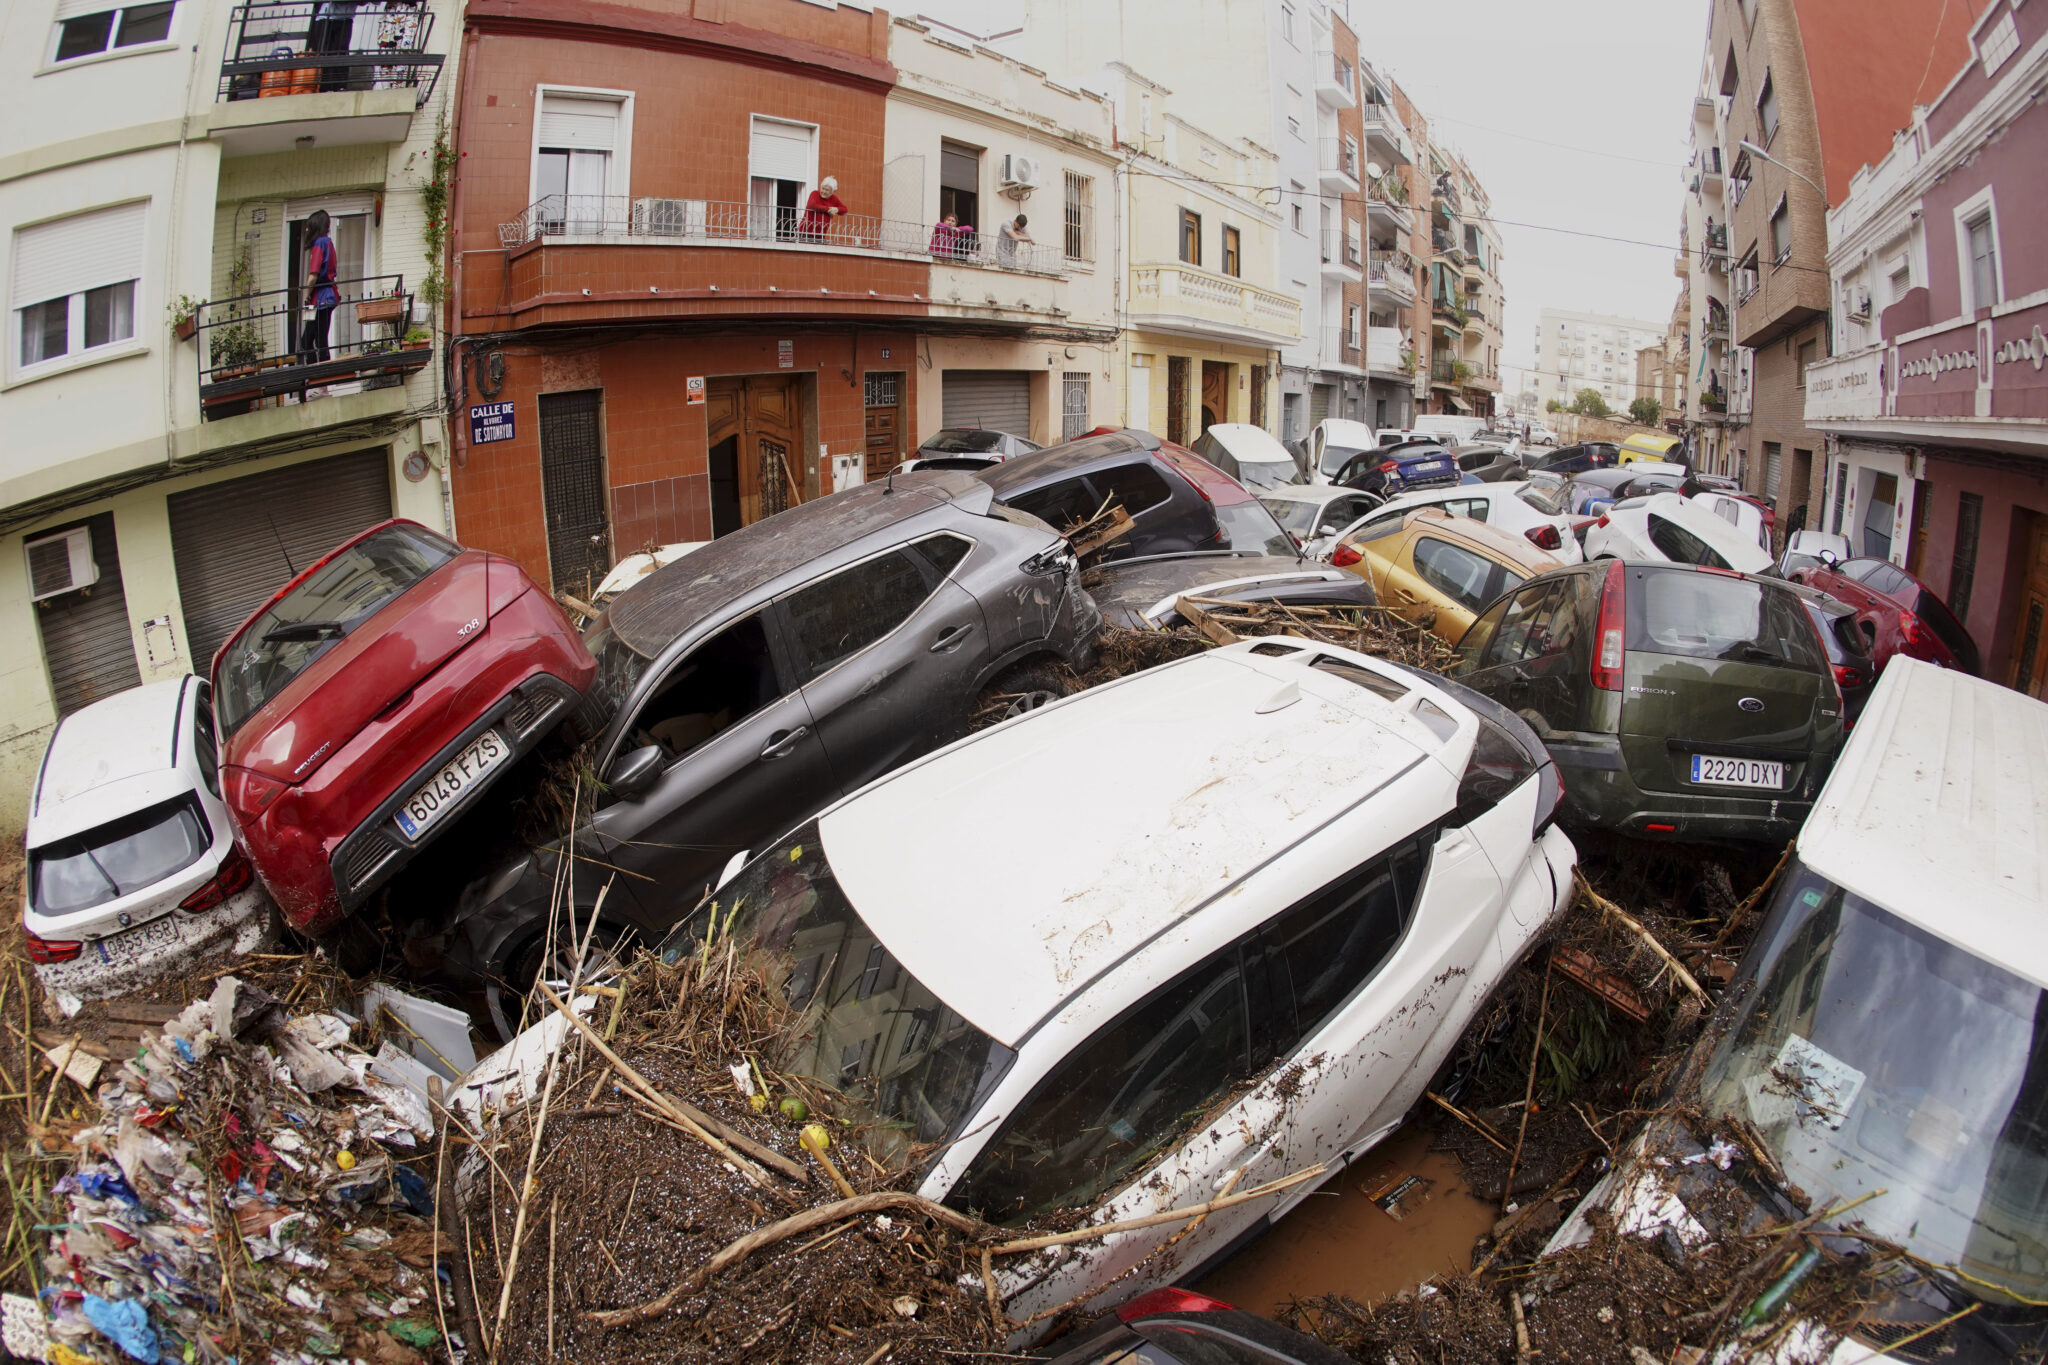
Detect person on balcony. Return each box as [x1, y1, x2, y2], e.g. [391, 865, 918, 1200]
[929, 212, 969, 259]
[299, 210, 340, 370]
[799, 176, 846, 241]
[998, 214, 1033, 264]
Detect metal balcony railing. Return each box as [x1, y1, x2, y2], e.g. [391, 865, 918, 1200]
[1317, 139, 1360, 182]
[497, 196, 1068, 274]
[195, 274, 425, 417]
[1320, 230, 1363, 268]
[219, 1, 441, 105]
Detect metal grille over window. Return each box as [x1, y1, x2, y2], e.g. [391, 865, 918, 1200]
[1167, 356, 1189, 445]
[863, 372, 898, 408]
[538, 390, 611, 598]
[1251, 364, 1268, 430]
[1951, 492, 1983, 621]
[759, 438, 792, 520]
[1061, 372, 1090, 442]
[1063, 171, 1093, 261]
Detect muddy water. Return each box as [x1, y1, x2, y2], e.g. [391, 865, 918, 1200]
[1198, 1122, 1497, 1316]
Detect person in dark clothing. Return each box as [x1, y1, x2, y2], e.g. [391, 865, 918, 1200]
[299, 210, 340, 368]
[311, 0, 358, 92]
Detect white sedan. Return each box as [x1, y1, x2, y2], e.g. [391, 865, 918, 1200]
[1332, 482, 1585, 564]
[1583, 491, 1773, 573]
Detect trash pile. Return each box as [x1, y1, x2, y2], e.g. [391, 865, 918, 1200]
[2, 967, 461, 1365]
[452, 950, 1000, 1365]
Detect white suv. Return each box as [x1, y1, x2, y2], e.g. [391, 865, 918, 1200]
[24, 678, 276, 998]
[618, 639, 1576, 1333]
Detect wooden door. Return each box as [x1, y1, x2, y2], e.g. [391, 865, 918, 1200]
[863, 371, 903, 479]
[2008, 516, 2048, 699]
[705, 375, 803, 532]
[1201, 360, 1229, 433]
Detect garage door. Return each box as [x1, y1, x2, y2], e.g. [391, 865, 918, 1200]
[168, 448, 393, 669]
[35, 512, 142, 716]
[942, 370, 1030, 437]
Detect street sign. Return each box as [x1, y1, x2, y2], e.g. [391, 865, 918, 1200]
[686, 376, 705, 405]
[777, 340, 794, 369]
[469, 401, 515, 444]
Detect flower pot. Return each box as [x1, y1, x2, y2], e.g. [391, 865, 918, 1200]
[356, 297, 405, 326]
[174, 316, 197, 342]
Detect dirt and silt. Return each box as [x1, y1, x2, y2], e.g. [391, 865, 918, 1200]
[2, 616, 1950, 1364]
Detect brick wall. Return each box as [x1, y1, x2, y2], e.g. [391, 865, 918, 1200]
[1745, 316, 1828, 538]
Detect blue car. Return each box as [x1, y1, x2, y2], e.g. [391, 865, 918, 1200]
[1331, 439, 1460, 499]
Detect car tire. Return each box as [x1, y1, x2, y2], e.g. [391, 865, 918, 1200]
[972, 661, 1080, 731]
[489, 919, 637, 1040]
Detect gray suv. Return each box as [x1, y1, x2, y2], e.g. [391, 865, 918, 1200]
[449, 471, 1099, 1034]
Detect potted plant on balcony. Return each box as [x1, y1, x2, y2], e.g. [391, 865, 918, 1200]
[167, 295, 201, 343]
[1451, 359, 1475, 383]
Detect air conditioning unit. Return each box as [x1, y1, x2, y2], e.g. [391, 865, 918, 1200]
[1847, 286, 1872, 320]
[25, 527, 98, 602]
[999, 154, 1042, 190]
[631, 197, 700, 238]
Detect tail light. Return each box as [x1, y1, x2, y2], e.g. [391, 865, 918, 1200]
[1525, 524, 1563, 551]
[1899, 612, 1943, 661]
[1532, 762, 1565, 835]
[1118, 1287, 1236, 1322]
[1832, 663, 1861, 689]
[1331, 543, 1362, 568]
[1591, 563, 1627, 691]
[25, 928, 81, 964]
[224, 767, 289, 819]
[1593, 514, 1610, 529]
[1378, 460, 1401, 475]
[180, 847, 254, 914]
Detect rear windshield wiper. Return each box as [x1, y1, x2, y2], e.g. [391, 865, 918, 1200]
[262, 619, 347, 644]
[1723, 643, 1786, 666]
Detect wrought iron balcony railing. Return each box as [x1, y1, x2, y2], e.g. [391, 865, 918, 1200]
[219, 1, 441, 105]
[194, 274, 425, 418]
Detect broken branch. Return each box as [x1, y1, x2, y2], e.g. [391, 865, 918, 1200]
[1426, 1090, 1509, 1153]
[1574, 871, 1708, 1003]
[991, 1163, 1328, 1256]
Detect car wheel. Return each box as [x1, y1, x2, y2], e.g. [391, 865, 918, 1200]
[972, 661, 1080, 731]
[489, 919, 636, 1040]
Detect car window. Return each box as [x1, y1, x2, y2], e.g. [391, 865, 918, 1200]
[1261, 498, 1321, 536]
[1309, 653, 1410, 701]
[1413, 537, 1503, 614]
[908, 533, 972, 579]
[1646, 514, 1731, 571]
[625, 613, 787, 762]
[1863, 563, 1912, 598]
[1448, 497, 1490, 523]
[1626, 572, 1825, 670]
[1453, 597, 1510, 673]
[1452, 719, 1540, 826]
[785, 549, 933, 679]
[1250, 851, 1410, 1056]
[951, 949, 1252, 1224]
[30, 796, 211, 916]
[1517, 483, 1565, 517]
[1484, 581, 1564, 668]
[1008, 476, 1100, 531]
[192, 684, 221, 798]
[1838, 558, 1884, 584]
[1914, 591, 1977, 669]
[1216, 501, 1296, 556]
[1089, 462, 1175, 517]
[215, 523, 458, 737]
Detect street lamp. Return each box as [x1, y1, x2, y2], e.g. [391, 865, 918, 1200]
[1736, 139, 1823, 200]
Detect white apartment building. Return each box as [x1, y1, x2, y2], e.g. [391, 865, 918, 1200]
[1531, 307, 1666, 414]
[0, 0, 458, 834]
[1678, 74, 1752, 475]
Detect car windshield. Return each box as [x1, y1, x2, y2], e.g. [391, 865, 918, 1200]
[1517, 483, 1566, 517]
[215, 524, 457, 737]
[1260, 498, 1325, 536]
[922, 429, 1005, 453]
[31, 796, 210, 916]
[660, 821, 1014, 1165]
[1216, 501, 1297, 556]
[1699, 860, 2048, 1306]
[1319, 443, 1369, 476]
[583, 618, 652, 727]
[1232, 459, 1297, 490]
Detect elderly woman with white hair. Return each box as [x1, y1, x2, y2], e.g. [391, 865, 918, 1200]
[799, 175, 847, 240]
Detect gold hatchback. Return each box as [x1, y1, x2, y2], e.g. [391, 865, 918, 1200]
[1333, 507, 1566, 644]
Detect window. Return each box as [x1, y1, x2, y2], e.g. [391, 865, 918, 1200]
[1453, 719, 1540, 827]
[1980, 11, 2021, 76]
[1736, 247, 1760, 303]
[938, 139, 982, 242]
[625, 613, 786, 762]
[1627, 570, 1823, 670]
[29, 795, 209, 916]
[1291, 196, 1304, 233]
[1966, 212, 2000, 312]
[1280, 3, 1294, 43]
[1009, 477, 1098, 532]
[12, 202, 145, 372]
[1797, 339, 1818, 386]
[909, 532, 971, 580]
[1950, 491, 1983, 621]
[1090, 462, 1174, 518]
[1757, 72, 1780, 143]
[1346, 303, 1361, 346]
[537, 93, 626, 234]
[192, 684, 220, 797]
[784, 550, 934, 679]
[1831, 460, 1849, 534]
[1646, 515, 1731, 571]
[1179, 209, 1202, 266]
[1063, 171, 1094, 261]
[1413, 537, 1511, 614]
[1221, 225, 1241, 278]
[50, 2, 174, 63]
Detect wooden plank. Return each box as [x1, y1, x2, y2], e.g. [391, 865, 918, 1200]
[1174, 596, 1241, 647]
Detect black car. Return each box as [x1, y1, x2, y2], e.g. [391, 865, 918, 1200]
[1330, 438, 1460, 498]
[1451, 443, 1527, 483]
[1785, 581, 1879, 722]
[977, 428, 1227, 561]
[1525, 441, 1620, 476]
[1041, 1288, 1357, 1365]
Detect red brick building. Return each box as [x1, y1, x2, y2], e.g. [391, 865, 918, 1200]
[446, 0, 930, 594]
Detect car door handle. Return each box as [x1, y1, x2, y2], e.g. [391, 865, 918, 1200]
[759, 725, 810, 760]
[929, 623, 976, 654]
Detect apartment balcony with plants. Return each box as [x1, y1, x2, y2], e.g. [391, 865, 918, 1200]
[210, 0, 443, 155]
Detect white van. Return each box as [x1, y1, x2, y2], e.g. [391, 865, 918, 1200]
[1409, 414, 1488, 446]
[1550, 658, 2048, 1356]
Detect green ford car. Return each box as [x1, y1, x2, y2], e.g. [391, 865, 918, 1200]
[1450, 561, 1846, 843]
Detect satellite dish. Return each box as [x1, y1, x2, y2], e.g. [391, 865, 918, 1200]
[1365, 160, 1385, 181]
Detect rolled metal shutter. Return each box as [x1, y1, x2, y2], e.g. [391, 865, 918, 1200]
[941, 370, 1030, 436]
[538, 96, 619, 152]
[37, 512, 141, 716]
[1309, 384, 1332, 427]
[168, 448, 393, 670]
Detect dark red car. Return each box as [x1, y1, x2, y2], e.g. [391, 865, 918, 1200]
[1789, 555, 1981, 676]
[211, 520, 596, 934]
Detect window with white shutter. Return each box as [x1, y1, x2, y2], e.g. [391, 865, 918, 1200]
[12, 201, 146, 373]
[50, 1, 176, 63]
[533, 91, 627, 235]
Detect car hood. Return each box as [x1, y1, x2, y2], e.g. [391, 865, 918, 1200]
[1085, 553, 1351, 626]
[227, 555, 491, 784]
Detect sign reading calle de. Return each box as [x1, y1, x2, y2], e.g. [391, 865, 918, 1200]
[1803, 346, 1885, 423]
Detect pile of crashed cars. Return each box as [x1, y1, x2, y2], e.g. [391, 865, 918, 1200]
[20, 415, 2042, 1362]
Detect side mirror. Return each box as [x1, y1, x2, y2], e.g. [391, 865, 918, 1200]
[1316, 522, 1340, 537]
[606, 745, 664, 800]
[1816, 549, 1841, 569]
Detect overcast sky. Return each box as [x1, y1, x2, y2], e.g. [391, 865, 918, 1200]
[911, 0, 1709, 389]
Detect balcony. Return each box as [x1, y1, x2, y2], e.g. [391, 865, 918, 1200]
[1364, 177, 1414, 235]
[1805, 298, 2048, 440]
[1365, 326, 1410, 379]
[1698, 145, 1724, 194]
[1430, 354, 1459, 388]
[193, 274, 427, 420]
[1130, 263, 1300, 346]
[1367, 250, 1416, 306]
[1432, 176, 1463, 218]
[1431, 229, 1467, 264]
[1317, 139, 1361, 194]
[212, 1, 440, 155]
[1315, 51, 1357, 109]
[1321, 328, 1364, 372]
[1675, 250, 1691, 280]
[1320, 230, 1363, 282]
[1359, 102, 1413, 168]
[1431, 297, 1469, 335]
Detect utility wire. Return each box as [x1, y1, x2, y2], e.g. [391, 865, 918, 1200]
[1421, 113, 1688, 170]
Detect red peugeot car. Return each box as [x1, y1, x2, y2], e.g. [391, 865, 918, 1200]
[211, 520, 596, 934]
[1789, 554, 1981, 676]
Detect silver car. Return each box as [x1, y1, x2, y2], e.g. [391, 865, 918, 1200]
[448, 471, 1099, 1035]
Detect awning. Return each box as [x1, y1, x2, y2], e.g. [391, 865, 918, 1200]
[1446, 395, 1471, 413]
